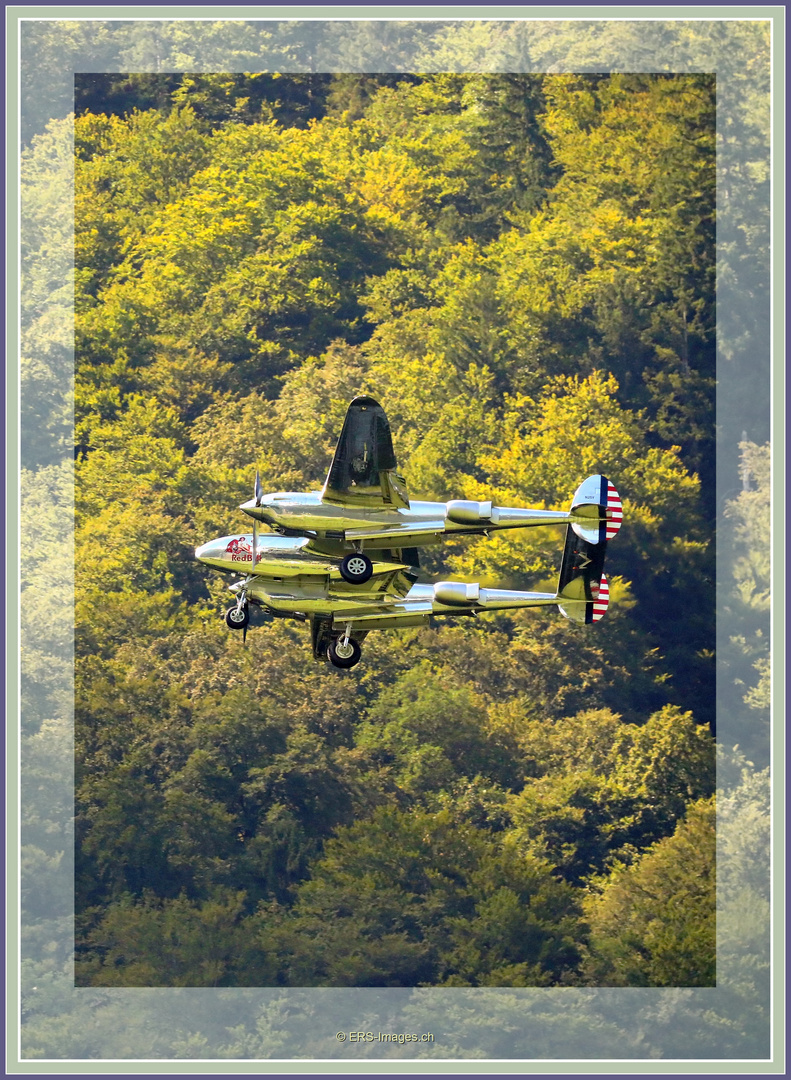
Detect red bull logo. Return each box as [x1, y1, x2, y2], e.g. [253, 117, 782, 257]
[225, 537, 253, 562]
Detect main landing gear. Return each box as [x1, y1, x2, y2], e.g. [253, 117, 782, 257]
[327, 636, 362, 669]
[310, 616, 365, 669]
[326, 623, 362, 669]
[339, 552, 373, 584]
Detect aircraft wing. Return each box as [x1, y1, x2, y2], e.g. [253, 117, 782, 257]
[321, 396, 410, 510]
[344, 520, 446, 546]
[330, 596, 433, 631]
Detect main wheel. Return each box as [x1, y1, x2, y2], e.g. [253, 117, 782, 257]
[339, 552, 373, 584]
[225, 604, 249, 630]
[327, 637, 362, 669]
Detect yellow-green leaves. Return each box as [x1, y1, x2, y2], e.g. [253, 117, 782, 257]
[582, 798, 715, 986]
[484, 373, 695, 507]
[62, 71, 722, 992]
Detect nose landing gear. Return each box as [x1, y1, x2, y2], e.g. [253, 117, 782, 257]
[226, 594, 249, 630]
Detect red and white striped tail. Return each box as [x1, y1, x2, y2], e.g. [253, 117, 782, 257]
[592, 574, 610, 621]
[604, 482, 623, 541]
[570, 475, 623, 545]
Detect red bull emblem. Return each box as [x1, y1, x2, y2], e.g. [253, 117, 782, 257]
[225, 537, 253, 561]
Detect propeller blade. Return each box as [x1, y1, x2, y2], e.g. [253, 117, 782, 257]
[252, 518, 258, 571]
[243, 624, 248, 645]
[254, 470, 264, 507]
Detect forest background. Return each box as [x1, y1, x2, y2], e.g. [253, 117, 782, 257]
[18, 15, 773, 1063]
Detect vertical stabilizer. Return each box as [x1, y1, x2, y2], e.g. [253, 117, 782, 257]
[570, 475, 623, 545]
[556, 525, 609, 624]
[321, 397, 410, 509]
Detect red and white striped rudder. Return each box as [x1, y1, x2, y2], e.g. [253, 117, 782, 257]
[604, 481, 622, 541]
[591, 574, 610, 621]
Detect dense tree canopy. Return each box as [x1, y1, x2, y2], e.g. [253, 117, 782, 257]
[21, 69, 728, 992]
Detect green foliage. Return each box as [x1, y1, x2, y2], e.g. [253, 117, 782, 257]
[32, 69, 723, 991]
[78, 888, 271, 986]
[20, 120, 76, 468]
[582, 798, 716, 986]
[726, 442, 770, 610]
[504, 706, 714, 882]
[258, 807, 582, 987]
[356, 662, 518, 795]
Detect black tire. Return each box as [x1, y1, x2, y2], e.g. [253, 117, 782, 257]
[327, 637, 362, 669]
[225, 604, 249, 630]
[339, 552, 373, 584]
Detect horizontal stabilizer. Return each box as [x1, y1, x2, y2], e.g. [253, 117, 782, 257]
[570, 475, 623, 545]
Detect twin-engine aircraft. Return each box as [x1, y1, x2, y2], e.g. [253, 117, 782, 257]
[196, 396, 622, 668]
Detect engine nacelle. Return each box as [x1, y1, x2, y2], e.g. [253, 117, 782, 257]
[433, 581, 481, 606]
[445, 500, 494, 526]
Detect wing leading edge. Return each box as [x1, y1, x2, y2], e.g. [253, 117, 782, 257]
[321, 396, 410, 510]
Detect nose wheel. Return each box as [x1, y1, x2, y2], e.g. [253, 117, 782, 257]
[225, 602, 249, 630]
[327, 635, 362, 669]
[339, 552, 373, 584]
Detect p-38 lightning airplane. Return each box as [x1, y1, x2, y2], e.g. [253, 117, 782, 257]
[196, 396, 623, 669]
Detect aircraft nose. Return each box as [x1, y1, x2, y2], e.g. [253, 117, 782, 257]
[195, 541, 216, 563]
[240, 497, 272, 521]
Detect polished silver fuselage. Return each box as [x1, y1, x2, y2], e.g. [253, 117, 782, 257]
[239, 491, 571, 548]
[194, 533, 410, 579]
[193, 530, 560, 633]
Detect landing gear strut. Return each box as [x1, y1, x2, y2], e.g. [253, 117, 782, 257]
[327, 623, 362, 668]
[225, 595, 249, 630]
